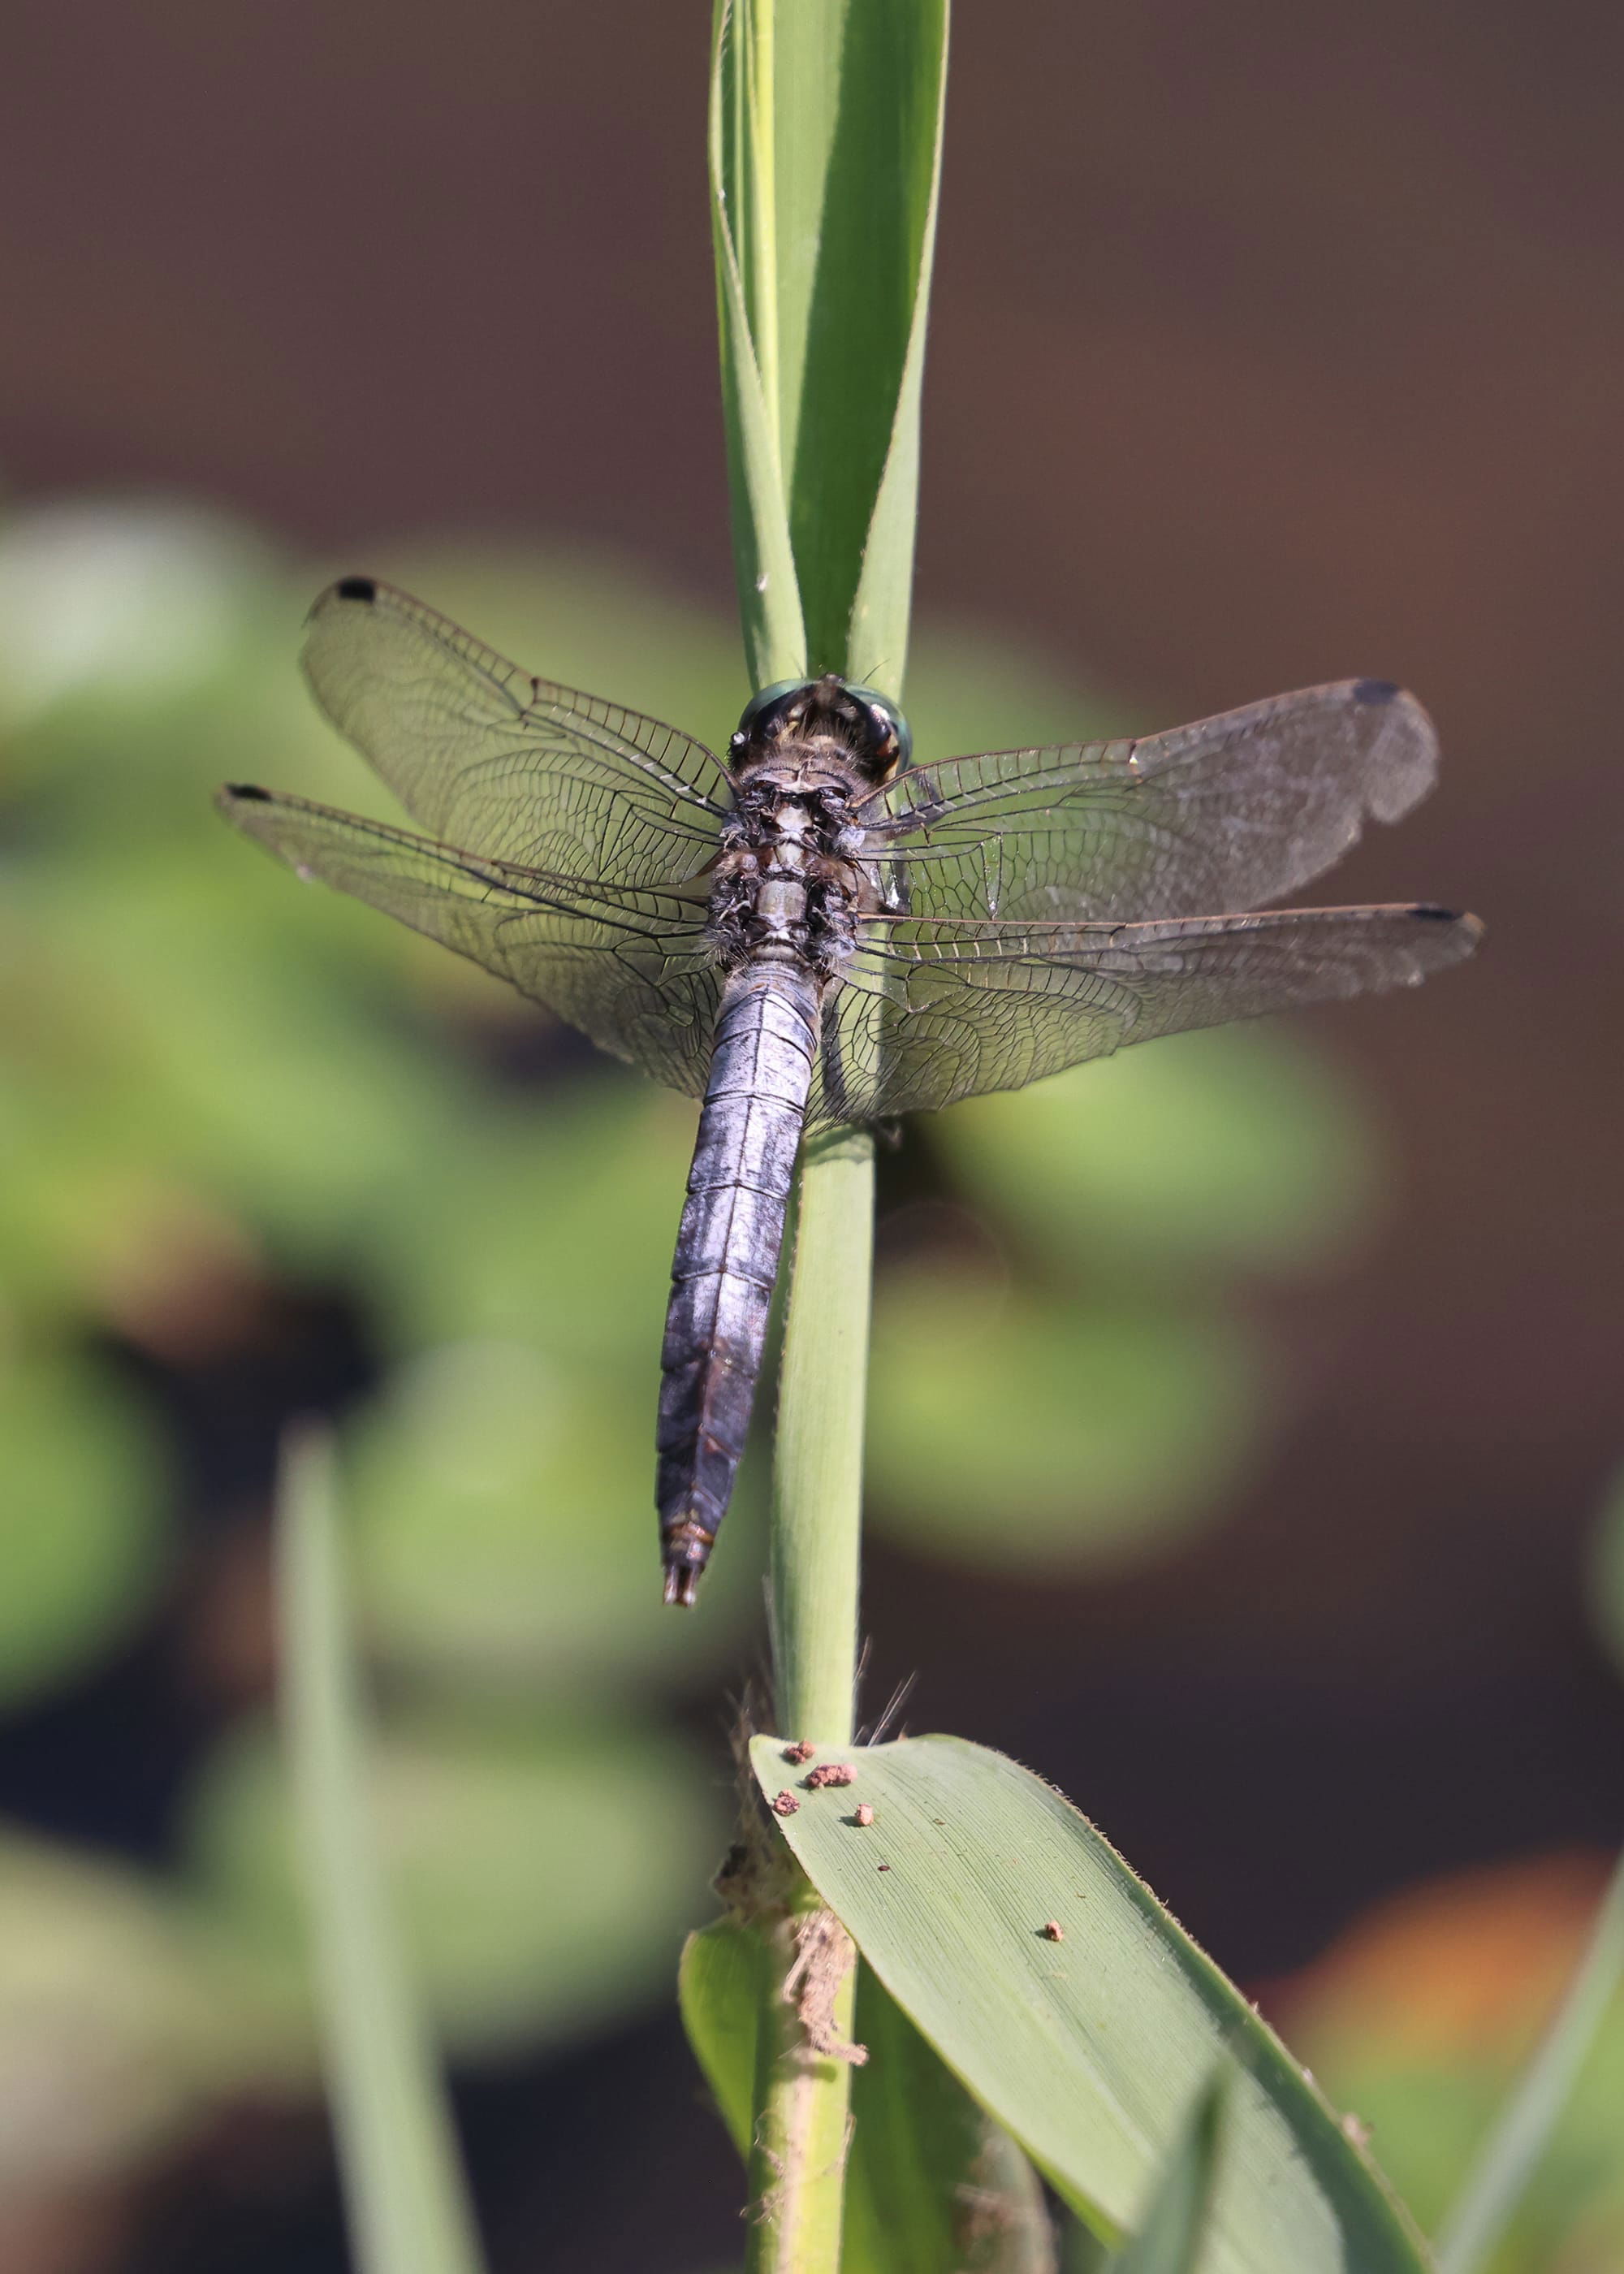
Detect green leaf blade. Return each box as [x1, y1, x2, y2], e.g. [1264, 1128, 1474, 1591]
[710, 0, 948, 694]
[749, 1733, 1432, 2274]
[278, 1428, 484, 2274]
[1107, 2075, 1227, 2274]
[772, 0, 949, 685]
[842, 2, 948, 694]
[709, 0, 807, 687]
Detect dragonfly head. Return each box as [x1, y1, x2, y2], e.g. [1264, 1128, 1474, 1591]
[731, 673, 911, 784]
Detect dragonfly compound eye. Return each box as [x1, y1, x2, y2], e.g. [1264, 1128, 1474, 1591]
[840, 681, 912, 777]
[735, 679, 814, 747]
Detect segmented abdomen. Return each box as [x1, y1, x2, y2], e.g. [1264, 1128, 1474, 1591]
[656, 959, 820, 1603]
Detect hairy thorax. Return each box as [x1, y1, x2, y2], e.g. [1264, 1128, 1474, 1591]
[706, 740, 877, 979]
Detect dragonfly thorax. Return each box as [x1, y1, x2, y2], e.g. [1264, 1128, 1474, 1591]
[709, 770, 864, 977]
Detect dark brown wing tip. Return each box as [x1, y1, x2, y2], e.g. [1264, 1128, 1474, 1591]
[1402, 903, 1485, 971]
[216, 782, 277, 824]
[1413, 904, 1485, 943]
[306, 573, 382, 622]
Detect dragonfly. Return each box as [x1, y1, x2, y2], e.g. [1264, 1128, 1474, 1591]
[219, 577, 1481, 1603]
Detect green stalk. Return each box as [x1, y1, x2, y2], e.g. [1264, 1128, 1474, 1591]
[744, 1901, 864, 2274]
[745, 1128, 871, 2273]
[770, 1124, 873, 1745]
[707, 5, 948, 2265]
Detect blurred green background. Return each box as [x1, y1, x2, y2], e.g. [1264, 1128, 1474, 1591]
[3, 3, 1624, 2272]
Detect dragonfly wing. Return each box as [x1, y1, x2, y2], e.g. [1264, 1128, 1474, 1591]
[861, 681, 1439, 923]
[218, 785, 721, 1096]
[808, 903, 1481, 1124]
[301, 577, 732, 887]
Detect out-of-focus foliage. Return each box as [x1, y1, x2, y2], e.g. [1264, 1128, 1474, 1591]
[869, 1266, 1258, 1571]
[0, 1350, 171, 1704]
[0, 1827, 277, 2186]
[1281, 1852, 1624, 2273]
[187, 1708, 718, 2060]
[866, 1030, 1380, 1576]
[0, 494, 1393, 2205]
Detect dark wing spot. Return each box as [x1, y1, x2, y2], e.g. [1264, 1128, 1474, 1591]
[1353, 677, 1400, 704]
[223, 783, 270, 800]
[1411, 903, 1462, 920]
[335, 575, 378, 603]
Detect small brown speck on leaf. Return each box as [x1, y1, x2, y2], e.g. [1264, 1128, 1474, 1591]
[805, 1762, 857, 1789]
[1041, 1920, 1065, 1942]
[771, 1791, 800, 1817]
[782, 1740, 815, 1765]
[877, 1863, 892, 1872]
[853, 1803, 875, 1827]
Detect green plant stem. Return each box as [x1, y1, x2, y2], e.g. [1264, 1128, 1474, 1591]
[1434, 1848, 1624, 2274]
[710, 0, 943, 2259]
[771, 1124, 873, 1745]
[744, 1900, 864, 2274]
[742, 1125, 873, 2274]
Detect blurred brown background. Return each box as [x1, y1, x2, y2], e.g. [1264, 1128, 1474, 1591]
[2, 2, 1622, 2269]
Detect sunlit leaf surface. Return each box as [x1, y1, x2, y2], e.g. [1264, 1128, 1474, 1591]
[867, 1269, 1258, 1572]
[188, 1699, 721, 2059]
[749, 1734, 1430, 2274]
[1107, 2075, 1227, 2273]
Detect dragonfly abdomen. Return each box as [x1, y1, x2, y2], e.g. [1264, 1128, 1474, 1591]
[656, 958, 820, 1605]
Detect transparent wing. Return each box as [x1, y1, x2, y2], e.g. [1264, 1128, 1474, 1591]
[300, 577, 732, 886]
[808, 903, 1481, 1125]
[859, 681, 1439, 923]
[218, 785, 721, 1096]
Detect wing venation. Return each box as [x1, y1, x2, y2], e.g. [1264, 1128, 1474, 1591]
[218, 785, 720, 1097]
[807, 903, 1480, 1124]
[300, 577, 732, 887]
[858, 681, 1439, 923]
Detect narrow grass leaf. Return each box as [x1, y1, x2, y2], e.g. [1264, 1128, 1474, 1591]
[277, 1427, 483, 2274]
[1106, 2074, 1227, 2274]
[749, 1734, 1432, 2274]
[710, 0, 807, 687]
[771, 0, 949, 684]
[841, 6, 948, 692]
[1433, 1848, 1624, 2274]
[681, 1913, 1055, 2274]
[710, 0, 948, 693]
